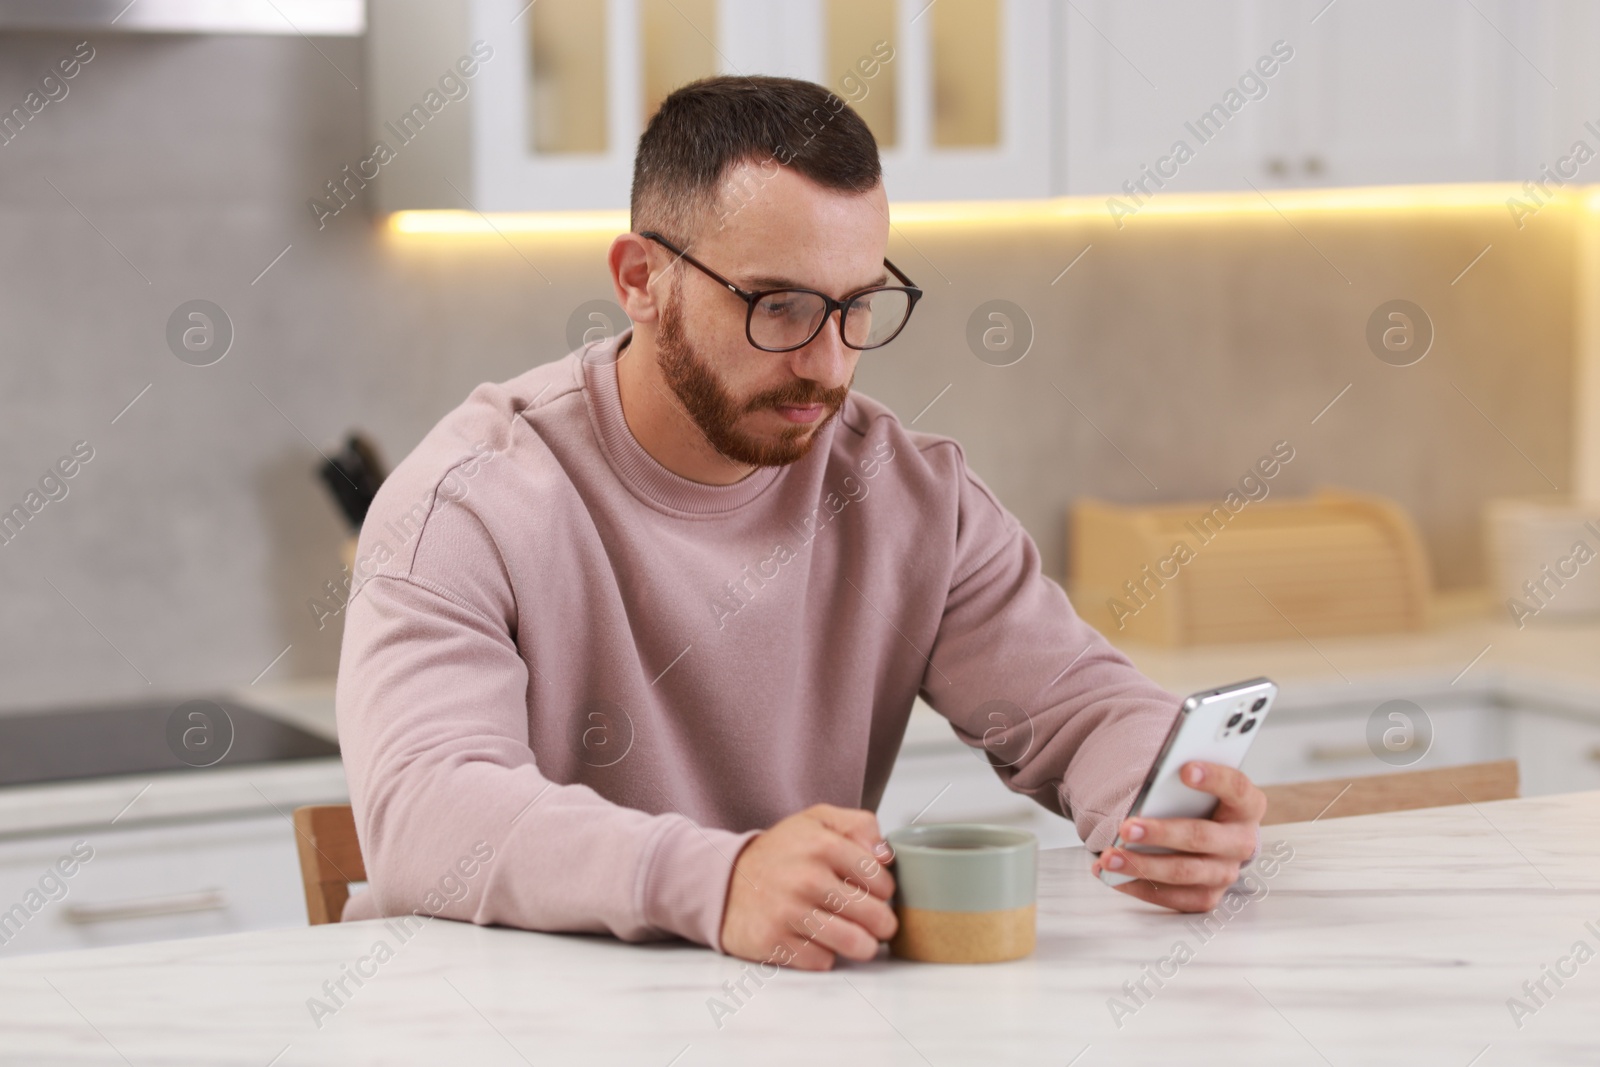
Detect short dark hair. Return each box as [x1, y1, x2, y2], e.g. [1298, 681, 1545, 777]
[630, 75, 882, 241]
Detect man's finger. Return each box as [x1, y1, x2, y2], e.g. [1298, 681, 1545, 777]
[827, 875, 899, 941]
[1092, 847, 1164, 891]
[1108, 876, 1224, 914]
[1100, 847, 1240, 888]
[790, 906, 882, 962]
[1180, 761, 1265, 817]
[1120, 815, 1254, 858]
[796, 854, 898, 942]
[819, 834, 897, 902]
[808, 804, 889, 856]
[782, 935, 837, 971]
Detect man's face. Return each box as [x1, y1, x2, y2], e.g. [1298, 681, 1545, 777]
[653, 163, 892, 468]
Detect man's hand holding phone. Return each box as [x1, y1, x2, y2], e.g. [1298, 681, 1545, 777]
[1090, 761, 1267, 912]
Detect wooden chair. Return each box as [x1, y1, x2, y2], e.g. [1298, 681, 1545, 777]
[292, 804, 366, 925]
[1259, 759, 1519, 826]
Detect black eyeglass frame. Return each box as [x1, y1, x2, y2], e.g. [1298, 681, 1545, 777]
[639, 231, 923, 353]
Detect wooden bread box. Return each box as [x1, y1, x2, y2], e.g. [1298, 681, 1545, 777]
[1068, 489, 1431, 646]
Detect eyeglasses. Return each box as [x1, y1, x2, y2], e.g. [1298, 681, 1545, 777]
[640, 231, 923, 353]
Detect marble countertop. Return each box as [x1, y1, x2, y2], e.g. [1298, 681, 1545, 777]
[1, 790, 1595, 1065]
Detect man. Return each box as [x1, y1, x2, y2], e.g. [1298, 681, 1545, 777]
[337, 76, 1265, 971]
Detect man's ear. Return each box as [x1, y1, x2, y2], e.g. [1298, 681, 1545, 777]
[610, 233, 663, 325]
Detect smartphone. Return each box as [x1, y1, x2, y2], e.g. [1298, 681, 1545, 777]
[1098, 677, 1277, 887]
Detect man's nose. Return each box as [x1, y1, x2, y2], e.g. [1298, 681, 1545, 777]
[789, 310, 852, 386]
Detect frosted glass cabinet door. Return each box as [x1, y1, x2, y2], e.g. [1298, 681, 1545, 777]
[869, 0, 1055, 201]
[471, 0, 644, 212]
[370, 0, 1053, 212]
[722, 0, 1056, 202]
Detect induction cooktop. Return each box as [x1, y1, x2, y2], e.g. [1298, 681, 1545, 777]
[0, 697, 340, 788]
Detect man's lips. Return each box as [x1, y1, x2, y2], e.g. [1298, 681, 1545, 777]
[773, 403, 826, 424]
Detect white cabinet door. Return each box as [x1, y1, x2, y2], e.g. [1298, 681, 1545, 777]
[1506, 0, 1600, 188]
[0, 815, 308, 958]
[1275, 0, 1513, 188]
[1061, 0, 1518, 196]
[1507, 710, 1600, 797]
[1240, 696, 1504, 786]
[1059, 0, 1286, 198]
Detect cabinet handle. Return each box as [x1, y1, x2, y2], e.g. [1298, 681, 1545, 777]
[1265, 157, 1289, 177]
[1303, 155, 1326, 176]
[63, 888, 228, 925]
[1588, 746, 1600, 764]
[1307, 742, 1382, 762]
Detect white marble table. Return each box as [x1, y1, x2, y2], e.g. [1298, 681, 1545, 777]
[1, 791, 1597, 1066]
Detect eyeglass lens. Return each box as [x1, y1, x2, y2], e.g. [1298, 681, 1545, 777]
[749, 289, 912, 351]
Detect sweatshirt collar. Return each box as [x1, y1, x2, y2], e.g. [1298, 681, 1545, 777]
[582, 329, 787, 516]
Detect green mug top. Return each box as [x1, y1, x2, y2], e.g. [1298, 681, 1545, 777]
[886, 823, 1038, 912]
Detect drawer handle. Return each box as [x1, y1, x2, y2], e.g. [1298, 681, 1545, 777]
[1307, 742, 1381, 763]
[63, 889, 228, 925]
[1589, 747, 1600, 764]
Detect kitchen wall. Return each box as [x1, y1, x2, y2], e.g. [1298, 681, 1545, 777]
[0, 32, 1573, 710]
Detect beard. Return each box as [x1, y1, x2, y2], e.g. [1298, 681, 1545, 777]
[655, 279, 851, 468]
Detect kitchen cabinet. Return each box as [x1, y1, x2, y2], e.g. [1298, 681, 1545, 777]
[0, 814, 308, 958]
[368, 0, 1576, 212]
[866, 0, 1054, 202]
[368, 0, 1052, 213]
[1236, 685, 1600, 797]
[1239, 694, 1505, 786]
[1059, 0, 1519, 198]
[1058, 0, 1273, 199]
[1505, 708, 1600, 797]
[1271, 0, 1515, 189]
[1508, 1, 1600, 190]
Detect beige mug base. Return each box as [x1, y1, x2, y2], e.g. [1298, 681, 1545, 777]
[889, 902, 1036, 963]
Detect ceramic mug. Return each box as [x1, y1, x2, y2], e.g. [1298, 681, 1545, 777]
[885, 823, 1038, 963]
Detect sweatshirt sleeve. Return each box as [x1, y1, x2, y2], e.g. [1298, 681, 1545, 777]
[917, 455, 1183, 852]
[336, 552, 757, 952]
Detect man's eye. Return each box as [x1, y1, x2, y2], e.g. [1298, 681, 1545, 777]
[758, 298, 795, 316]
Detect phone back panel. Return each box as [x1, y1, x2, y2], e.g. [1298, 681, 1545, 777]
[1130, 678, 1278, 824]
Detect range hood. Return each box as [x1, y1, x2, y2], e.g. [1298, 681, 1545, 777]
[0, 0, 363, 36]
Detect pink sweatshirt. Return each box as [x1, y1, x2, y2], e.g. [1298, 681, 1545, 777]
[336, 331, 1181, 951]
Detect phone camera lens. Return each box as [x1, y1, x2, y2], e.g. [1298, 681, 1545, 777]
[1241, 718, 1257, 733]
[1226, 712, 1242, 728]
[1251, 697, 1267, 712]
